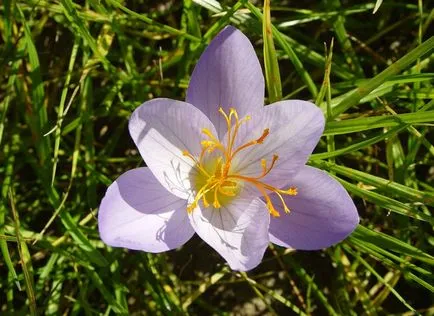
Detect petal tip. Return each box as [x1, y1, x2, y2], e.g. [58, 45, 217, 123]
[97, 168, 194, 253]
[186, 25, 264, 131]
[217, 24, 242, 37]
[268, 166, 360, 250]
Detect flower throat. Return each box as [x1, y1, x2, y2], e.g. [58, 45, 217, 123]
[183, 108, 297, 217]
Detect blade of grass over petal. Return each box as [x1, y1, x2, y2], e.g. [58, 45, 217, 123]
[262, 0, 282, 102]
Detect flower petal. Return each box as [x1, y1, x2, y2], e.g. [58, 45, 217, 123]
[186, 26, 264, 138]
[188, 196, 270, 271]
[98, 167, 195, 252]
[129, 98, 217, 199]
[268, 166, 359, 250]
[230, 100, 325, 190]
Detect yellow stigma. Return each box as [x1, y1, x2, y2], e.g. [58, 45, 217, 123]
[183, 107, 297, 217]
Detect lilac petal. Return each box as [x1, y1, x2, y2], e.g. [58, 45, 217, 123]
[268, 166, 359, 250]
[230, 100, 325, 190]
[98, 167, 195, 252]
[129, 98, 217, 199]
[186, 26, 264, 138]
[188, 196, 270, 271]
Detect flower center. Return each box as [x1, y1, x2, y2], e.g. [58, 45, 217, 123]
[183, 108, 297, 217]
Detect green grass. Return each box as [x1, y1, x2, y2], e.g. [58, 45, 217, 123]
[1, 0, 433, 314]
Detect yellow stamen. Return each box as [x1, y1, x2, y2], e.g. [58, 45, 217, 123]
[183, 108, 297, 216]
[202, 195, 210, 208]
[213, 187, 221, 208]
[202, 128, 219, 141]
[287, 187, 298, 195]
[230, 128, 270, 158]
[259, 154, 278, 178]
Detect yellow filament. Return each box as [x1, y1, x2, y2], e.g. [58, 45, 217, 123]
[183, 150, 209, 177]
[260, 154, 278, 178]
[183, 108, 297, 216]
[230, 128, 269, 158]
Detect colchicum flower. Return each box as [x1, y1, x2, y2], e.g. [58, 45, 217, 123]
[98, 26, 359, 271]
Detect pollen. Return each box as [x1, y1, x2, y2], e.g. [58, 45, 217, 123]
[183, 107, 297, 217]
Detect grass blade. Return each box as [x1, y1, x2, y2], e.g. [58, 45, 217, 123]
[262, 0, 282, 102]
[10, 189, 37, 315]
[327, 36, 434, 117]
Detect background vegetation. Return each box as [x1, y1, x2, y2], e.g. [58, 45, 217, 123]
[0, 0, 433, 314]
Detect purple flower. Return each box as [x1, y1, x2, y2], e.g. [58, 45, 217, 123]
[98, 26, 359, 271]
